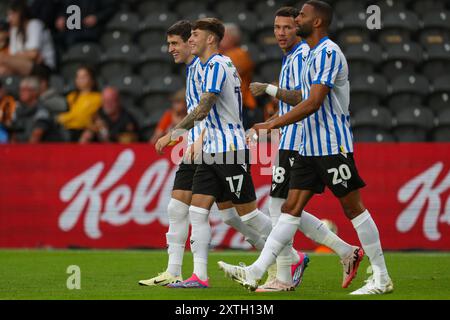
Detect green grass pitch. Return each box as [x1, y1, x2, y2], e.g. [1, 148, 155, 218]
[1, 250, 449, 300]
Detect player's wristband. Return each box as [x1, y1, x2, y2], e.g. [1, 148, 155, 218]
[265, 84, 278, 97]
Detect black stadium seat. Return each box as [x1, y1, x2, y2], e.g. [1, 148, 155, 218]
[373, 0, 406, 12]
[423, 43, 450, 79]
[99, 44, 141, 79]
[352, 128, 396, 142]
[378, 11, 420, 45]
[141, 93, 171, 121]
[185, 11, 219, 22]
[428, 75, 450, 114]
[336, 12, 371, 47]
[254, 0, 285, 17]
[387, 74, 429, 112]
[411, 0, 446, 13]
[214, 1, 248, 15]
[433, 109, 450, 141]
[60, 43, 102, 79]
[0, 76, 21, 98]
[106, 12, 140, 34]
[419, 11, 450, 46]
[222, 12, 259, 33]
[144, 74, 184, 95]
[381, 42, 423, 79]
[350, 73, 388, 108]
[135, 0, 169, 19]
[137, 44, 172, 78]
[101, 30, 132, 49]
[392, 106, 435, 142]
[136, 29, 167, 49]
[49, 75, 65, 95]
[351, 106, 393, 130]
[107, 75, 144, 107]
[139, 12, 178, 32]
[334, 0, 365, 17]
[175, 1, 208, 16]
[345, 43, 383, 78]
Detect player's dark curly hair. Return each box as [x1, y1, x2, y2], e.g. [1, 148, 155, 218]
[166, 20, 192, 43]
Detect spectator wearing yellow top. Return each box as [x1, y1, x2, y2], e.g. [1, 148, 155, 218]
[57, 65, 101, 142]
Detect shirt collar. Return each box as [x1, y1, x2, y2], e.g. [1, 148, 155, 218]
[285, 41, 302, 57]
[200, 53, 220, 68]
[186, 56, 198, 67]
[310, 36, 329, 52]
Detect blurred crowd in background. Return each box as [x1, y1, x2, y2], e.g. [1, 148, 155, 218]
[0, 0, 449, 144]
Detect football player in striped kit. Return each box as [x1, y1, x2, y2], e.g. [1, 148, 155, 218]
[249, 7, 364, 292]
[140, 20, 266, 288]
[155, 18, 308, 289]
[219, 1, 393, 295]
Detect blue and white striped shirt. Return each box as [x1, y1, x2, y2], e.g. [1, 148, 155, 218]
[299, 36, 353, 156]
[278, 41, 309, 151]
[199, 54, 247, 154]
[186, 56, 205, 146]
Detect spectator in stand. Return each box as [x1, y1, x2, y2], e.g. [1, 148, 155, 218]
[34, 68, 68, 119]
[0, 20, 9, 55]
[28, 0, 59, 31]
[57, 65, 102, 142]
[54, 0, 118, 49]
[149, 89, 187, 144]
[0, 79, 16, 142]
[79, 87, 140, 144]
[0, 0, 56, 77]
[219, 23, 260, 129]
[10, 76, 61, 143]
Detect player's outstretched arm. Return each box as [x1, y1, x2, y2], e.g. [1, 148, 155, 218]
[253, 84, 329, 132]
[250, 82, 302, 106]
[155, 93, 218, 154]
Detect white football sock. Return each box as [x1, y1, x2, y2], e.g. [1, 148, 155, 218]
[189, 206, 211, 281]
[249, 214, 300, 280]
[240, 209, 272, 243]
[268, 197, 284, 226]
[166, 198, 190, 277]
[299, 210, 353, 259]
[220, 207, 265, 250]
[352, 210, 389, 285]
[269, 197, 294, 283]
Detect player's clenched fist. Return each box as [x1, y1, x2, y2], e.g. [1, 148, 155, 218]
[155, 133, 172, 155]
[249, 82, 269, 97]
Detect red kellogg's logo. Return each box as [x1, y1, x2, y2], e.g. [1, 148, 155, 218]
[396, 162, 450, 241]
[57, 149, 268, 248]
[58, 150, 172, 239]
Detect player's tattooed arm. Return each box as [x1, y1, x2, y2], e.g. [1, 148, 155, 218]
[250, 82, 302, 106]
[172, 92, 217, 134]
[253, 84, 329, 133]
[276, 89, 303, 106]
[270, 84, 329, 129]
[155, 93, 217, 154]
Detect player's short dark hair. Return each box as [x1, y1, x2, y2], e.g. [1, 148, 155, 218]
[192, 18, 225, 43]
[166, 20, 192, 42]
[275, 6, 300, 19]
[305, 0, 333, 27]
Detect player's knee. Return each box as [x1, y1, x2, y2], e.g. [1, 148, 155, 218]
[167, 198, 189, 223]
[281, 201, 302, 217]
[189, 206, 210, 225]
